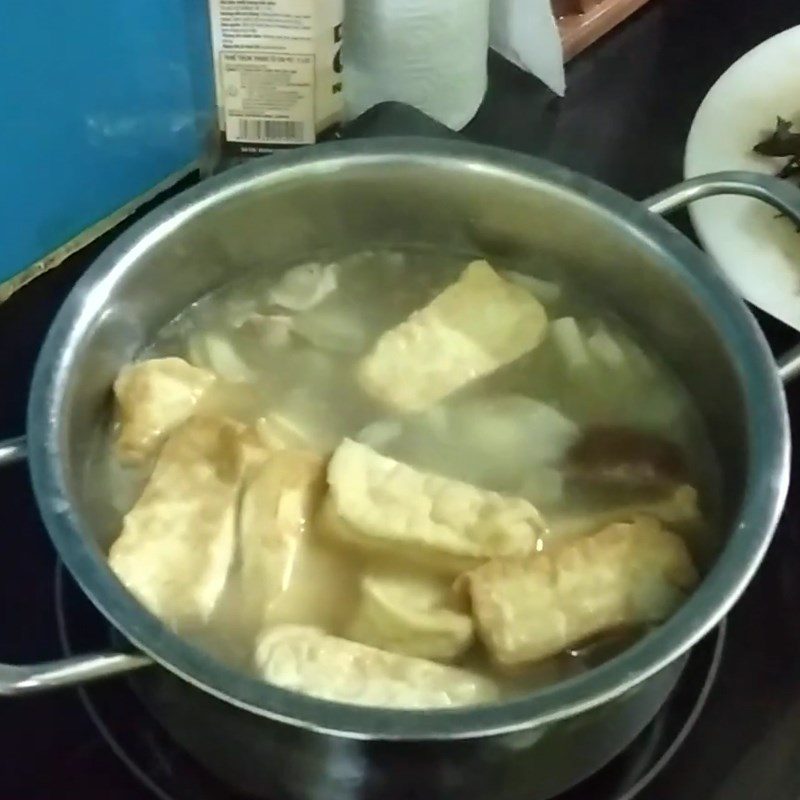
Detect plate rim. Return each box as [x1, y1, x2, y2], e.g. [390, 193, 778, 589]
[684, 24, 800, 330]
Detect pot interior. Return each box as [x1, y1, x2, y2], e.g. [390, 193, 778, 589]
[65, 146, 752, 542]
[31, 139, 786, 737]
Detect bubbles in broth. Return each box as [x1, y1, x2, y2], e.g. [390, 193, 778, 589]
[98, 249, 720, 709]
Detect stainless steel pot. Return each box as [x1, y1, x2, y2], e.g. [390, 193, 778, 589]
[2, 139, 798, 800]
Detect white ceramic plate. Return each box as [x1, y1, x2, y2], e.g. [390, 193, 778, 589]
[685, 25, 800, 331]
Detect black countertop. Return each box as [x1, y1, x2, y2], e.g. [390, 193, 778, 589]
[2, 0, 800, 797]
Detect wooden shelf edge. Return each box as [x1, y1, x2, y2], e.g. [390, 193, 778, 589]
[557, 0, 654, 60]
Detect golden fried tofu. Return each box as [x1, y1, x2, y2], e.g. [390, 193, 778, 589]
[239, 449, 326, 625]
[325, 439, 547, 573]
[347, 570, 474, 661]
[108, 416, 249, 628]
[255, 625, 498, 708]
[464, 516, 698, 666]
[549, 484, 702, 541]
[114, 357, 216, 464]
[357, 261, 547, 412]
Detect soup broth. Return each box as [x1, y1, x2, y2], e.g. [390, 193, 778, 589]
[99, 249, 719, 707]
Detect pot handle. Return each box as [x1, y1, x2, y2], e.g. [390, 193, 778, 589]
[0, 435, 150, 696]
[644, 170, 800, 385]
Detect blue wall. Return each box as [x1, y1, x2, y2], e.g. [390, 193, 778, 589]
[0, 0, 215, 282]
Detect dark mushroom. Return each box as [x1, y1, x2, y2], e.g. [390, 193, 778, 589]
[565, 425, 688, 493]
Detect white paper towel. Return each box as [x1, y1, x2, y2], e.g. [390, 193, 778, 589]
[491, 0, 566, 96]
[343, 0, 565, 130]
[343, 0, 491, 130]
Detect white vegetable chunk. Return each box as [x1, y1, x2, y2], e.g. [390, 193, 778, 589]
[502, 270, 563, 304]
[294, 303, 368, 354]
[269, 262, 339, 311]
[550, 317, 590, 370]
[239, 314, 294, 349]
[452, 395, 579, 469]
[201, 333, 256, 383]
[355, 419, 403, 450]
[255, 413, 317, 453]
[255, 625, 498, 708]
[372, 396, 576, 496]
[587, 325, 627, 368]
[255, 403, 340, 456]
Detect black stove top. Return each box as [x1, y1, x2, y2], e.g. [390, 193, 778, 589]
[2, 0, 800, 797]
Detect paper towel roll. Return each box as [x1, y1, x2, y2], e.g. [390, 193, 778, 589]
[343, 0, 491, 130]
[491, 0, 565, 96]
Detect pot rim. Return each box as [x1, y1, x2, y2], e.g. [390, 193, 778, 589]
[27, 138, 790, 740]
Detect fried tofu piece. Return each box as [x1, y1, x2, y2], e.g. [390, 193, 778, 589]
[114, 357, 216, 464]
[255, 625, 498, 708]
[464, 516, 699, 667]
[239, 449, 326, 625]
[549, 484, 702, 541]
[109, 416, 250, 628]
[347, 570, 474, 661]
[325, 439, 547, 573]
[357, 261, 547, 412]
